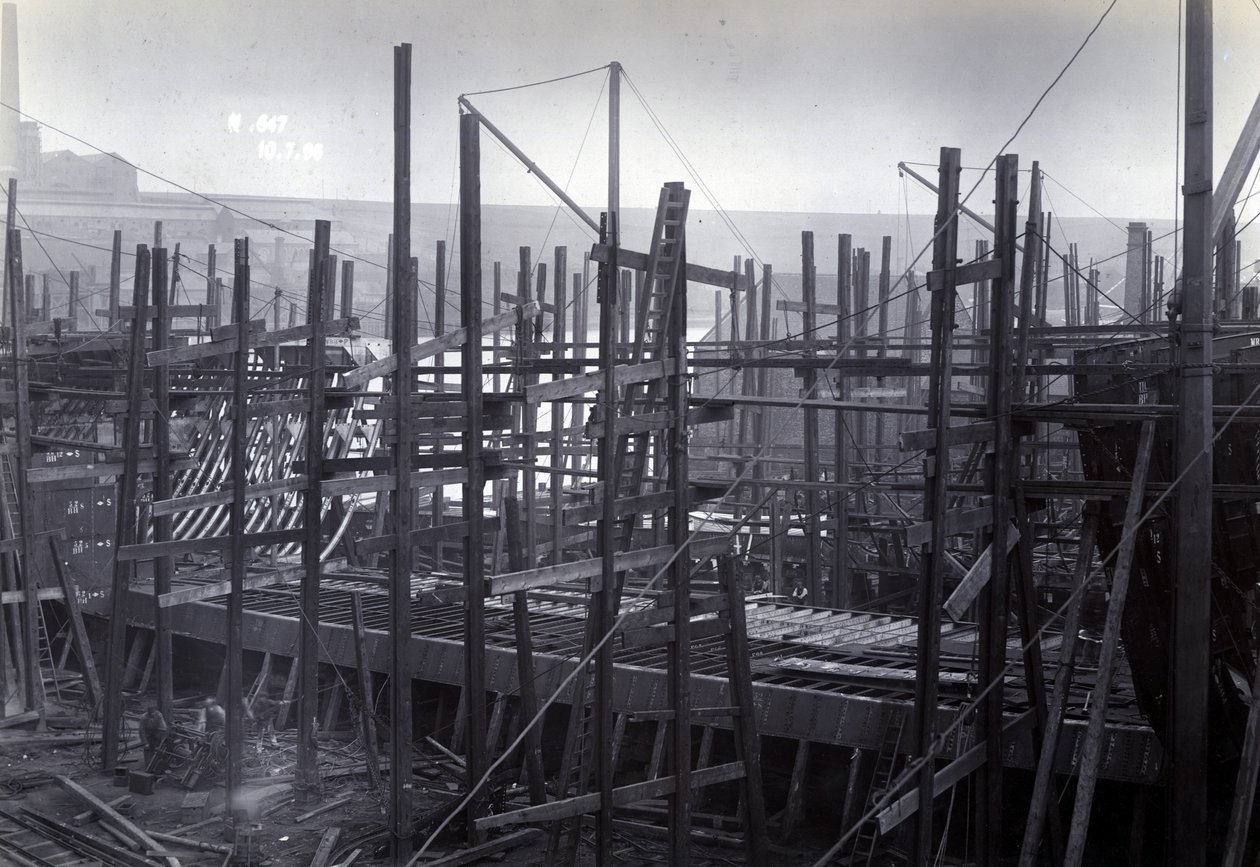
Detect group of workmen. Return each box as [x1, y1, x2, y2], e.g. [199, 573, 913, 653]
[138, 691, 287, 771]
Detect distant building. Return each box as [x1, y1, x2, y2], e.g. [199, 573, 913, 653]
[38, 149, 139, 201]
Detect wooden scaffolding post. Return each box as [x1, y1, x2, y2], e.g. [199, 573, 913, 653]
[594, 208, 618, 867]
[102, 243, 149, 771]
[341, 259, 354, 321]
[519, 247, 538, 566]
[875, 235, 891, 448]
[834, 233, 853, 608]
[459, 108, 490, 843]
[757, 264, 773, 479]
[505, 496, 547, 806]
[66, 269, 78, 330]
[433, 240, 446, 548]
[151, 247, 173, 722]
[551, 245, 567, 564]
[911, 146, 961, 867]
[598, 58, 620, 859]
[741, 258, 757, 452]
[225, 238, 251, 841]
[108, 230, 122, 330]
[1014, 165, 1041, 398]
[1172, 2, 1213, 864]
[667, 233, 692, 865]
[389, 42, 415, 865]
[977, 153, 1018, 867]
[1018, 509, 1099, 867]
[3, 228, 36, 714]
[298, 219, 331, 805]
[800, 232, 822, 602]
[1063, 421, 1155, 867]
[350, 592, 382, 791]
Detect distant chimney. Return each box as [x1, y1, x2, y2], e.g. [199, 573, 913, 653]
[0, 3, 19, 177]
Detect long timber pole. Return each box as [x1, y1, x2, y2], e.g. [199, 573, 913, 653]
[298, 219, 330, 805]
[593, 59, 621, 866]
[390, 43, 415, 865]
[833, 234, 852, 608]
[978, 154, 1017, 867]
[668, 234, 691, 865]
[801, 232, 822, 602]
[152, 247, 173, 723]
[459, 108, 489, 844]
[608, 61, 620, 236]
[226, 239, 249, 844]
[1172, 1, 1213, 865]
[6, 227, 37, 714]
[912, 147, 961, 867]
[102, 243, 149, 772]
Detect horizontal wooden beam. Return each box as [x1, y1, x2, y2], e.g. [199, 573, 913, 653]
[146, 317, 359, 366]
[617, 593, 729, 631]
[474, 761, 746, 832]
[0, 586, 65, 605]
[564, 485, 730, 525]
[156, 563, 308, 608]
[151, 476, 309, 517]
[589, 244, 751, 291]
[622, 613, 731, 649]
[355, 520, 489, 556]
[927, 258, 1001, 290]
[340, 303, 536, 388]
[526, 357, 681, 404]
[28, 457, 196, 483]
[118, 527, 304, 562]
[487, 537, 730, 596]
[499, 292, 556, 314]
[899, 420, 1035, 452]
[104, 304, 207, 318]
[906, 504, 993, 549]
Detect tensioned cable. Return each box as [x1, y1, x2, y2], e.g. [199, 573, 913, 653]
[459, 64, 611, 98]
[1040, 170, 1129, 235]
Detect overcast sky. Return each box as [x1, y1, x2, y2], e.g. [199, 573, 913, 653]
[8, 0, 1260, 221]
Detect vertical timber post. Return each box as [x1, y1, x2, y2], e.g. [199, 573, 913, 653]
[225, 239, 251, 846]
[551, 246, 567, 564]
[667, 232, 691, 865]
[912, 147, 961, 867]
[800, 232, 821, 602]
[108, 230, 123, 330]
[593, 58, 622, 867]
[1172, 1, 1213, 865]
[298, 220, 330, 805]
[978, 154, 1018, 867]
[459, 108, 489, 844]
[5, 229, 37, 714]
[834, 234, 853, 608]
[151, 247, 173, 723]
[102, 244, 149, 771]
[389, 44, 416, 865]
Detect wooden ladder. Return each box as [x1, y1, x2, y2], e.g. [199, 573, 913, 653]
[844, 712, 907, 866]
[610, 182, 690, 556]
